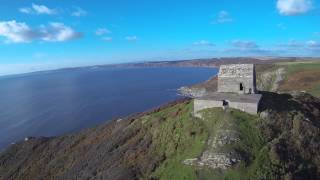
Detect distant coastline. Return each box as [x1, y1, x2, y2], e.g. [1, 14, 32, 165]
[1, 57, 318, 78]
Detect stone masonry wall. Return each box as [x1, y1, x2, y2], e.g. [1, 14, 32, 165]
[228, 101, 258, 115]
[218, 77, 255, 94]
[194, 99, 258, 118]
[217, 64, 256, 94]
[194, 99, 223, 118]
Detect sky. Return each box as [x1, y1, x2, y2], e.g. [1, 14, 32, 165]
[0, 0, 319, 75]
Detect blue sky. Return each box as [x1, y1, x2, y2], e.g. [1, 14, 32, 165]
[0, 0, 319, 75]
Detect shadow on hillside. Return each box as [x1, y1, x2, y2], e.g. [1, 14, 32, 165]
[258, 91, 300, 113]
[258, 91, 320, 128]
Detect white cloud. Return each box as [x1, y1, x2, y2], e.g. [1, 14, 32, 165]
[277, 0, 313, 16]
[0, 21, 36, 43]
[40, 23, 82, 42]
[71, 7, 87, 17]
[125, 36, 138, 41]
[214, 11, 233, 24]
[19, 7, 33, 14]
[95, 28, 111, 36]
[32, 3, 56, 15]
[102, 37, 113, 42]
[0, 20, 81, 43]
[19, 3, 56, 15]
[193, 40, 215, 46]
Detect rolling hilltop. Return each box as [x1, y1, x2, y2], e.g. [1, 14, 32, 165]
[110, 57, 310, 68]
[1, 60, 320, 180]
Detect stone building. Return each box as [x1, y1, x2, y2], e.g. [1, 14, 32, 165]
[194, 64, 262, 117]
[218, 64, 256, 94]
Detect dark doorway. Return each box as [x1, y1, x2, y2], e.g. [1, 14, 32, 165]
[222, 100, 229, 106]
[240, 83, 244, 91]
[249, 88, 252, 94]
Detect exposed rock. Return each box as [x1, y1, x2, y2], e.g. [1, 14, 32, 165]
[178, 86, 207, 98]
[198, 151, 242, 169]
[183, 113, 242, 170]
[257, 67, 285, 92]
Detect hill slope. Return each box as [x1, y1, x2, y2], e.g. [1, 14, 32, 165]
[1, 91, 320, 179]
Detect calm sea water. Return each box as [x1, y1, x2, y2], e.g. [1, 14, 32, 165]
[0, 67, 218, 150]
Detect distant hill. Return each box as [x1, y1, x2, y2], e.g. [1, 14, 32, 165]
[1, 62, 320, 180]
[106, 57, 316, 68]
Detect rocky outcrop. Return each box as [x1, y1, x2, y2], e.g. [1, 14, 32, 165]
[183, 113, 243, 170]
[257, 67, 285, 92]
[178, 86, 207, 97]
[178, 76, 218, 97]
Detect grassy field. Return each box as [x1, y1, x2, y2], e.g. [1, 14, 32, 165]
[255, 61, 320, 97]
[276, 61, 320, 97]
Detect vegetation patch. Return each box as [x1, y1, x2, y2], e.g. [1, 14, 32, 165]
[197, 108, 272, 180]
[143, 101, 208, 179]
[277, 61, 320, 97]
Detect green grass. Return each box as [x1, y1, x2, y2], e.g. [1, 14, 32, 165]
[278, 61, 320, 97]
[198, 109, 270, 180]
[140, 100, 279, 179]
[278, 61, 320, 75]
[310, 84, 320, 97]
[145, 101, 208, 180]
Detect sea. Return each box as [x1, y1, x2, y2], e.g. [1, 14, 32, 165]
[0, 66, 218, 150]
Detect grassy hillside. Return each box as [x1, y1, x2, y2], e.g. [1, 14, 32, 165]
[256, 61, 320, 97]
[1, 91, 320, 179]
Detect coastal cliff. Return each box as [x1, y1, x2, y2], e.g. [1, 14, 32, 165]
[1, 61, 320, 179]
[1, 92, 320, 179]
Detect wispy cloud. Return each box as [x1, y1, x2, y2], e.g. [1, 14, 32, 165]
[230, 40, 259, 50]
[277, 39, 304, 49]
[213, 11, 233, 24]
[193, 40, 215, 46]
[95, 28, 111, 36]
[277, 0, 313, 16]
[224, 40, 280, 56]
[71, 7, 87, 17]
[19, 3, 56, 15]
[0, 20, 82, 43]
[306, 40, 320, 48]
[277, 23, 287, 30]
[102, 37, 112, 42]
[125, 36, 138, 41]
